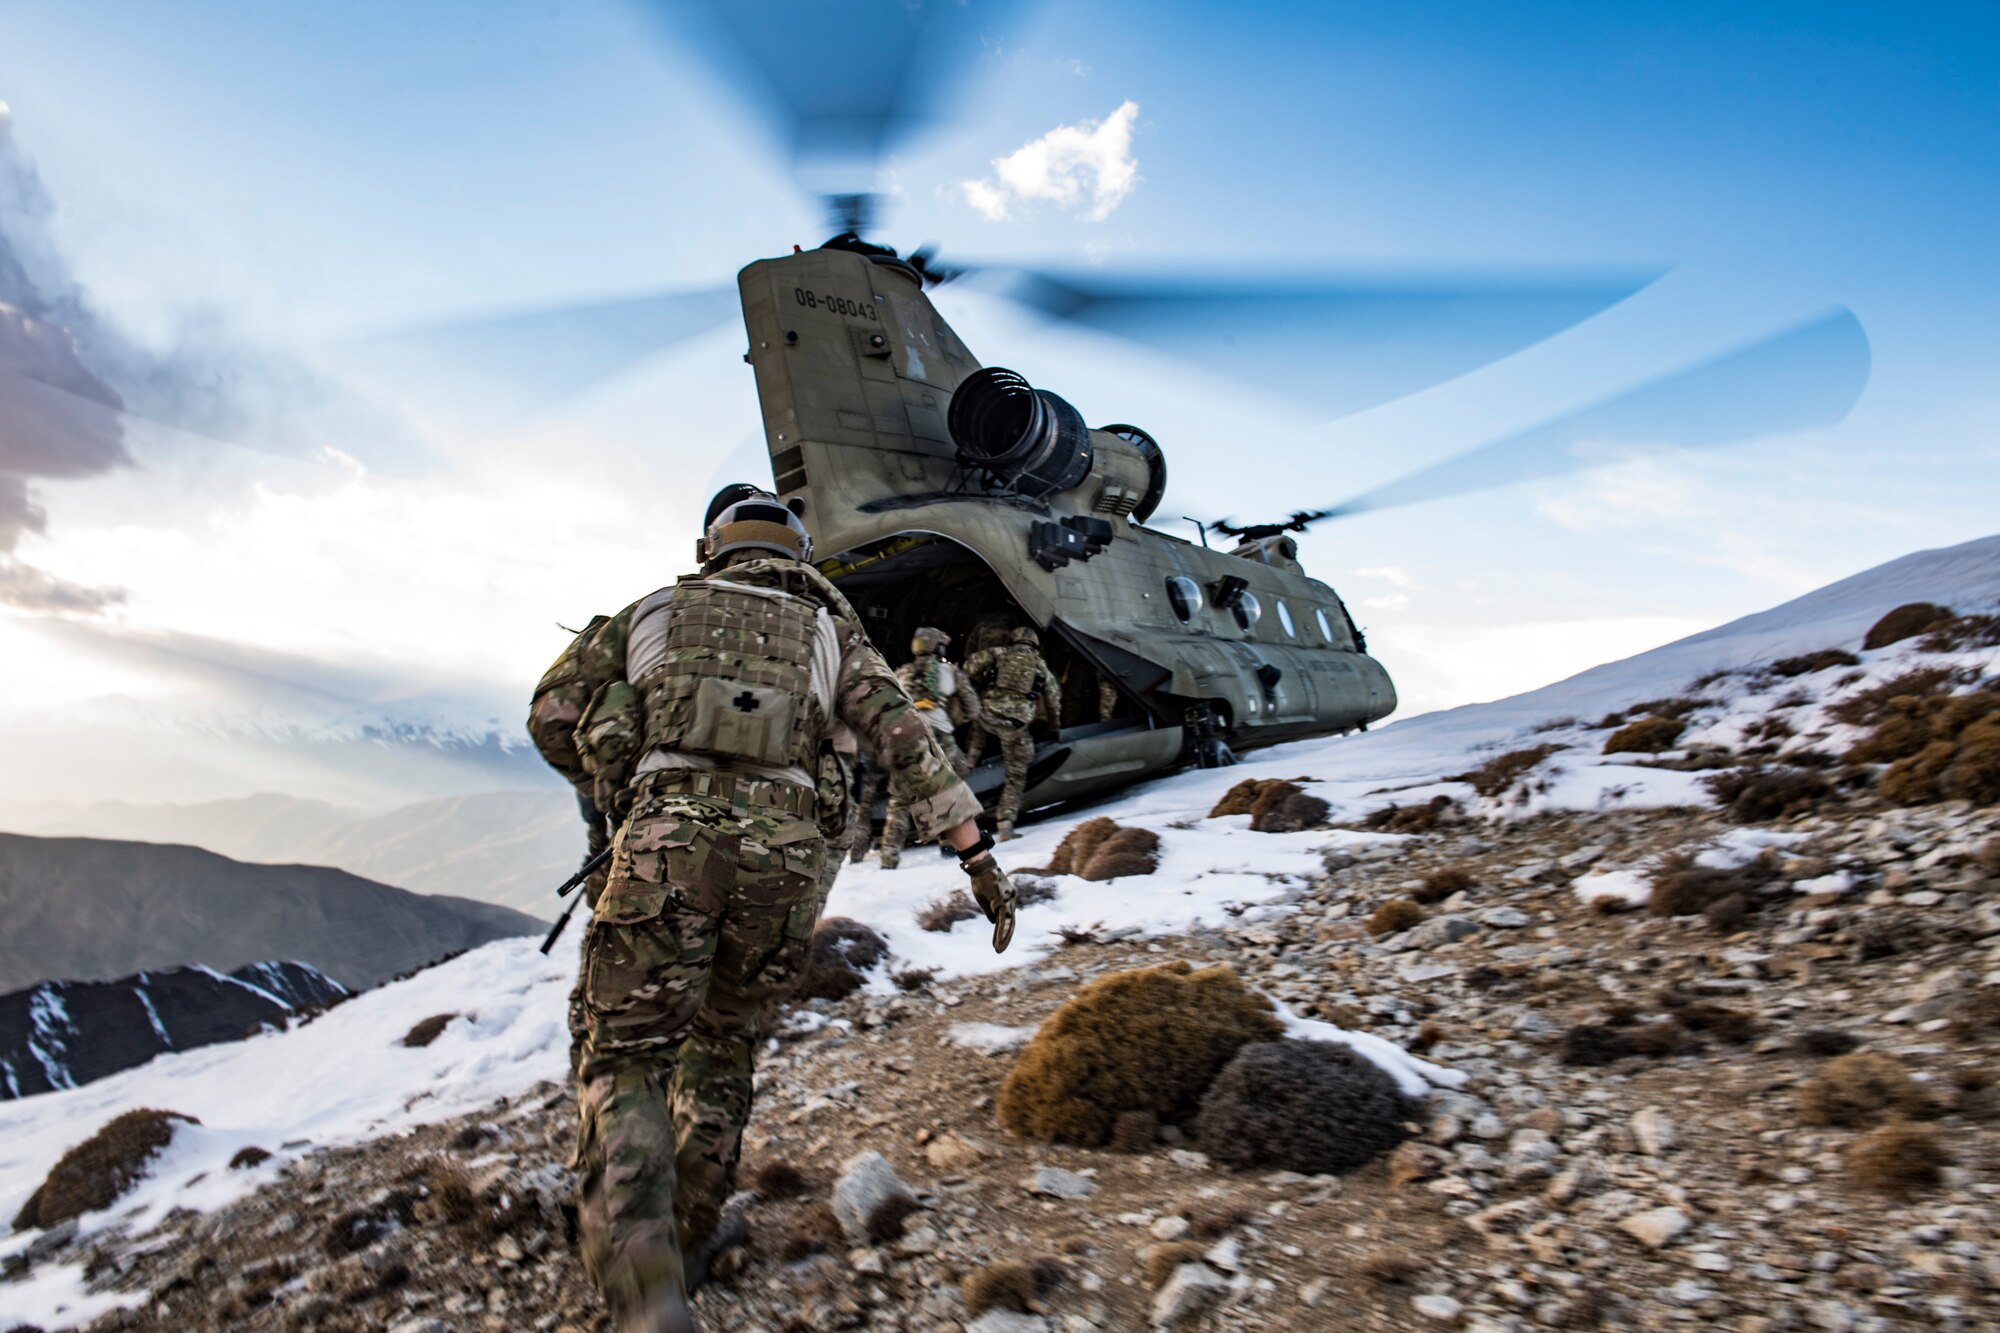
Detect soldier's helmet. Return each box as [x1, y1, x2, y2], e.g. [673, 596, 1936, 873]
[910, 626, 950, 655]
[1009, 625, 1039, 647]
[703, 487, 813, 565]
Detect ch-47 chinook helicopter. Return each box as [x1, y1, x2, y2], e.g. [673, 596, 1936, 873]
[738, 227, 1397, 810]
[354, 2, 1871, 820]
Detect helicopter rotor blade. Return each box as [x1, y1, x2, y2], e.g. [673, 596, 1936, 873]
[1301, 307, 1871, 524]
[344, 285, 739, 413]
[639, 0, 1029, 204]
[969, 264, 1665, 422]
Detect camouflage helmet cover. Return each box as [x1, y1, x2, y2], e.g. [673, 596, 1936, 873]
[910, 626, 950, 654]
[1009, 624, 1039, 646]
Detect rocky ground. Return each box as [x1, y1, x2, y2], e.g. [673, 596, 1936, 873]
[9, 792, 2000, 1333]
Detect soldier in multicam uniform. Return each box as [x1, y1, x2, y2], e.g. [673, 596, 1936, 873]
[964, 625, 1062, 841]
[528, 486, 1018, 1333]
[877, 626, 981, 869]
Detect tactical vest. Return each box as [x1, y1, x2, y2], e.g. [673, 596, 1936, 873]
[990, 643, 1042, 702]
[634, 573, 827, 772]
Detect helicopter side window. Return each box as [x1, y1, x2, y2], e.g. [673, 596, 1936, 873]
[1166, 576, 1203, 623]
[1275, 599, 1296, 638]
[1232, 590, 1261, 633]
[1315, 607, 1337, 643]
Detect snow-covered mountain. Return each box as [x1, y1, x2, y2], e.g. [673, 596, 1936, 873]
[0, 533, 1994, 1328]
[0, 833, 545, 994]
[0, 961, 349, 1100]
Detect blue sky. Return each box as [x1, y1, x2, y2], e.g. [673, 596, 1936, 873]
[0, 0, 1995, 802]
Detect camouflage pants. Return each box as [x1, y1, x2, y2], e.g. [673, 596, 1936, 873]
[976, 718, 1036, 829]
[847, 765, 886, 862]
[575, 800, 823, 1328]
[880, 729, 969, 864]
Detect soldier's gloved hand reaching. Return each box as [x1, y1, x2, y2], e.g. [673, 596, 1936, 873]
[947, 822, 1016, 953]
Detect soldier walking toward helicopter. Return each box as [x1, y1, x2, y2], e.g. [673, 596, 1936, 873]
[528, 485, 1018, 1332]
[878, 625, 981, 867]
[964, 624, 1061, 840]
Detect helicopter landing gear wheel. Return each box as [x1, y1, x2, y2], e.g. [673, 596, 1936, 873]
[1197, 737, 1237, 769]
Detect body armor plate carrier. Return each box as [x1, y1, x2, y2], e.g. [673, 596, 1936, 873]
[638, 575, 823, 771]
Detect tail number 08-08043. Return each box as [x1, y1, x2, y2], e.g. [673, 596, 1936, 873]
[795, 288, 878, 321]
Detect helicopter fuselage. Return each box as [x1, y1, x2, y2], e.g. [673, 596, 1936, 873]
[738, 244, 1396, 811]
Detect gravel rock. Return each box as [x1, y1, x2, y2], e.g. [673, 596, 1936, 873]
[1026, 1165, 1096, 1198]
[1618, 1205, 1692, 1249]
[967, 1312, 1053, 1333]
[831, 1150, 916, 1245]
[1150, 1262, 1231, 1327]
[1413, 1293, 1465, 1321]
[1631, 1107, 1678, 1156]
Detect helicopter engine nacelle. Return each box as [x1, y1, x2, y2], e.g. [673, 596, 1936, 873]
[947, 366, 1094, 498]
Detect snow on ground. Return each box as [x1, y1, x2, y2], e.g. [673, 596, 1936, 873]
[0, 940, 574, 1263]
[2, 534, 1994, 1301]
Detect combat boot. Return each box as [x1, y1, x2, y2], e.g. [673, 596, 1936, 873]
[997, 821, 1016, 842]
[848, 841, 869, 863]
[879, 852, 900, 869]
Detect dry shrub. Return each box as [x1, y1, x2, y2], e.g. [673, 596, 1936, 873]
[1413, 866, 1475, 904]
[797, 917, 888, 1000]
[1704, 766, 1833, 823]
[1796, 1029, 1862, 1057]
[1827, 667, 1957, 728]
[1196, 1039, 1414, 1174]
[865, 1192, 922, 1244]
[1015, 877, 1060, 907]
[1142, 1241, 1211, 1289]
[1209, 779, 1280, 818]
[997, 961, 1283, 1146]
[1798, 1052, 1929, 1127]
[1918, 611, 2000, 652]
[964, 1260, 1039, 1316]
[1187, 1201, 1252, 1240]
[1742, 713, 1797, 746]
[1077, 826, 1162, 881]
[1771, 648, 1862, 678]
[1560, 1025, 1634, 1067]
[1036, 816, 1120, 873]
[1358, 1249, 1424, 1285]
[1366, 898, 1425, 937]
[1662, 994, 1756, 1042]
[1450, 744, 1558, 798]
[1599, 696, 1702, 728]
[1847, 1122, 1949, 1194]
[1248, 781, 1331, 832]
[1413, 1021, 1445, 1052]
[12, 1109, 199, 1232]
[1863, 602, 1955, 650]
[228, 1146, 272, 1171]
[1648, 851, 1772, 917]
[1869, 688, 2000, 806]
[777, 1203, 843, 1262]
[1361, 794, 1458, 833]
[917, 892, 978, 933]
[1603, 716, 1687, 755]
[754, 1161, 810, 1200]
[401, 1013, 457, 1048]
[1702, 893, 1751, 934]
[891, 967, 938, 992]
[1109, 1109, 1159, 1153]
[1625, 1020, 1697, 1057]
[1033, 818, 1161, 879]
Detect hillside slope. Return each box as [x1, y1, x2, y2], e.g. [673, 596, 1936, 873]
[0, 835, 542, 994]
[23, 791, 581, 917]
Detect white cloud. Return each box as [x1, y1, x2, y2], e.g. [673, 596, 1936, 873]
[959, 101, 1141, 222]
[1353, 564, 1421, 590]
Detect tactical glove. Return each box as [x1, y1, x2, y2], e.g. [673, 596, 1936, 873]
[960, 850, 1017, 953]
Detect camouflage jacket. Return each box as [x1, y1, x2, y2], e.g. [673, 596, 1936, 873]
[895, 653, 982, 734]
[528, 558, 978, 845]
[964, 642, 1062, 727]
